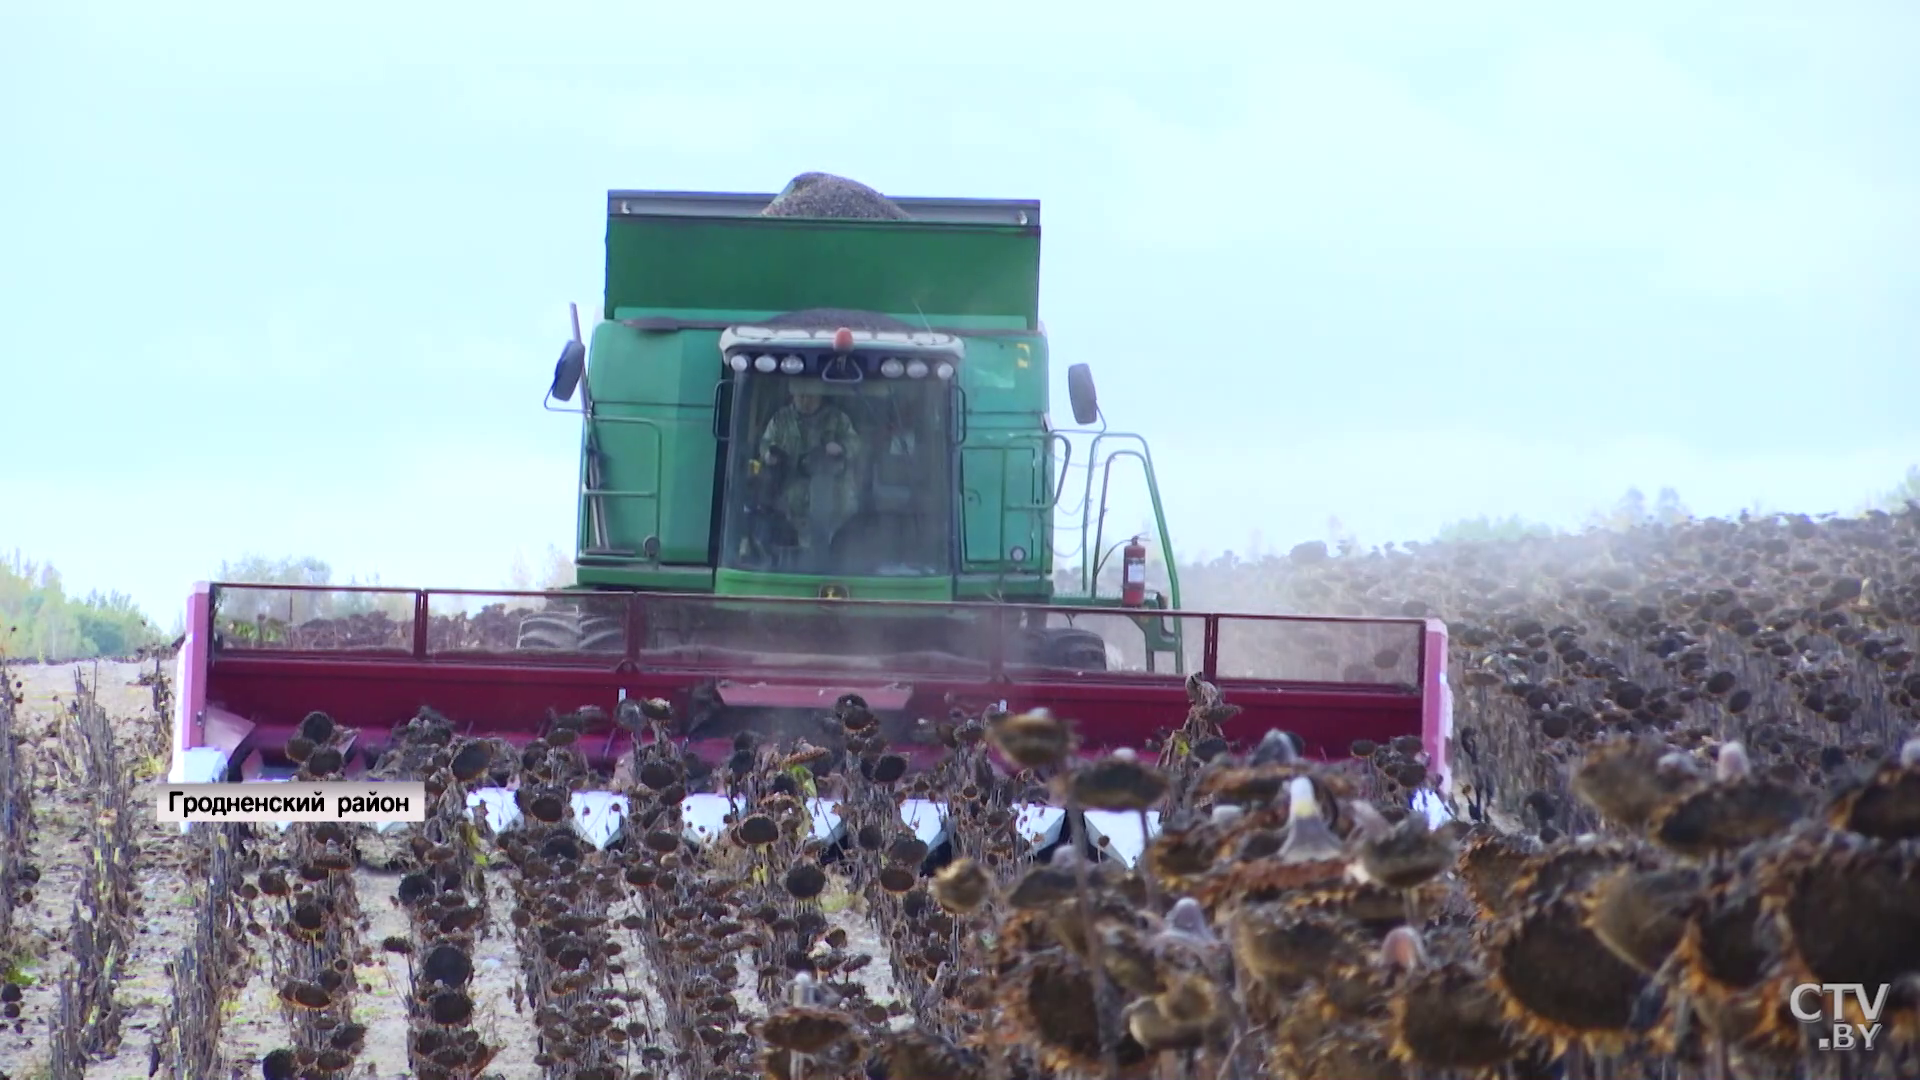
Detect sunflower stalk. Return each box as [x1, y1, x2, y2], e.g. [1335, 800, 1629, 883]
[1136, 804, 1162, 912]
[1066, 797, 1122, 1080]
[48, 672, 140, 1077]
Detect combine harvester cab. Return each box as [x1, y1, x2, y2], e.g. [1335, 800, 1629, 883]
[168, 580, 1454, 864]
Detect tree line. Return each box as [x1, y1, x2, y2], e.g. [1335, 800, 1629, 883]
[1429, 470, 1919, 547]
[0, 547, 575, 663]
[0, 552, 165, 662]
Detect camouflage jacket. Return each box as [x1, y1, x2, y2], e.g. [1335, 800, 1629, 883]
[760, 402, 861, 465]
[759, 404, 862, 534]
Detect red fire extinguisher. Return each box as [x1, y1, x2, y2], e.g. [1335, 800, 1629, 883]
[1121, 536, 1148, 607]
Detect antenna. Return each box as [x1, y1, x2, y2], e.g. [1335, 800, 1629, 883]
[569, 302, 584, 344]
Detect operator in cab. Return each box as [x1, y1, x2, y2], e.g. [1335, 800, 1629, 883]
[758, 380, 863, 549]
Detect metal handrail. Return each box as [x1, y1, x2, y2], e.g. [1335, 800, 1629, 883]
[1072, 432, 1182, 612]
[203, 581, 1433, 688]
[202, 580, 1425, 626]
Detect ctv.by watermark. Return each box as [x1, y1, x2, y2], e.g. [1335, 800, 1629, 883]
[1791, 983, 1889, 1052]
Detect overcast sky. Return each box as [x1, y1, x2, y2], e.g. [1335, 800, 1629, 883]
[3, 1, 1916, 627]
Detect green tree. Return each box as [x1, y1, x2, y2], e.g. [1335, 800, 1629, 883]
[212, 554, 411, 625]
[1652, 486, 1692, 525]
[1872, 465, 1920, 511]
[1609, 488, 1649, 529]
[1325, 515, 1360, 557]
[71, 590, 153, 657]
[506, 544, 574, 591]
[1433, 515, 1557, 543]
[1583, 486, 1689, 531]
[218, 554, 332, 587]
[0, 552, 164, 661]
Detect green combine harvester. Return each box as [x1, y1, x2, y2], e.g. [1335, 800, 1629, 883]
[539, 187, 1177, 649]
[171, 178, 1448, 859]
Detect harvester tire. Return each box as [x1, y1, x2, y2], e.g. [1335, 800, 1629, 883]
[516, 611, 625, 653]
[517, 613, 582, 651]
[1034, 627, 1110, 672]
[579, 616, 624, 652]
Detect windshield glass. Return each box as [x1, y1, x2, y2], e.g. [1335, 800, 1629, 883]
[720, 373, 953, 577]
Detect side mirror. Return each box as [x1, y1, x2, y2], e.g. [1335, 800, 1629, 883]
[549, 340, 586, 403]
[1066, 362, 1099, 426]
